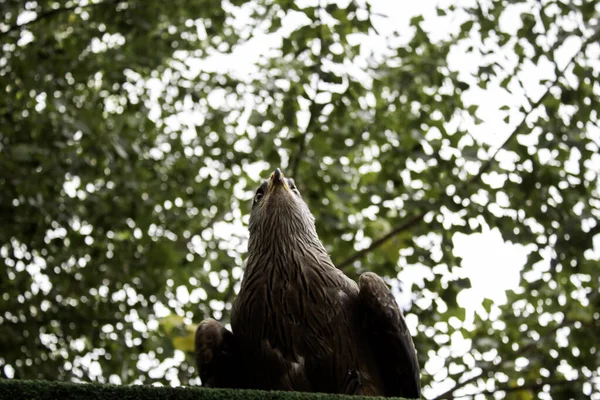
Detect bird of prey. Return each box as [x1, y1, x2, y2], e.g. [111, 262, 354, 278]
[195, 168, 421, 398]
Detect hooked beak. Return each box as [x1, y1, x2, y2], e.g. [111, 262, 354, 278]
[268, 168, 290, 192]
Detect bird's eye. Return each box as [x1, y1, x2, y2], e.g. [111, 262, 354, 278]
[254, 190, 264, 203]
[288, 179, 300, 195]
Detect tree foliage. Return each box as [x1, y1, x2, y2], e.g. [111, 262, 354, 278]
[1, 0, 599, 398]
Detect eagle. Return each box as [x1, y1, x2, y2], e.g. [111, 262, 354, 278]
[195, 168, 421, 398]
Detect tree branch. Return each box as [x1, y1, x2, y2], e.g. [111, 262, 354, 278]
[464, 377, 590, 398]
[467, 29, 597, 185]
[0, 0, 123, 39]
[430, 317, 597, 400]
[338, 213, 426, 270]
[431, 373, 484, 400]
[336, 23, 600, 270]
[290, 98, 319, 180]
[289, 2, 324, 180]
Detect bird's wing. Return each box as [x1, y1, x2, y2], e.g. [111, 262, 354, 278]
[359, 272, 421, 399]
[195, 318, 244, 388]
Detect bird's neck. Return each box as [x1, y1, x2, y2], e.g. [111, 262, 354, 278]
[246, 228, 330, 275]
[249, 228, 324, 254]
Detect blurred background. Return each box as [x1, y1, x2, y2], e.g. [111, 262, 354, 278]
[0, 0, 599, 398]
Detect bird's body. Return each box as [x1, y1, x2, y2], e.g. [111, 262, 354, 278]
[232, 234, 384, 395]
[195, 169, 421, 398]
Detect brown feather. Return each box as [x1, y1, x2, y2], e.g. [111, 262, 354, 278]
[196, 169, 421, 397]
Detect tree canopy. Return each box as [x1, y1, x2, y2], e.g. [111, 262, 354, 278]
[1, 0, 599, 398]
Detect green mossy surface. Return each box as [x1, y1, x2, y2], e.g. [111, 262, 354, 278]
[0, 379, 409, 400]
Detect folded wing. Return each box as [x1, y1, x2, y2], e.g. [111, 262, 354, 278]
[359, 272, 421, 398]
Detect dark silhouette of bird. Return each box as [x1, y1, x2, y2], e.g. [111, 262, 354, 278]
[195, 168, 421, 398]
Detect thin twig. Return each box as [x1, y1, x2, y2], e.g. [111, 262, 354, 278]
[434, 318, 598, 399]
[338, 213, 426, 270]
[464, 377, 590, 398]
[431, 373, 484, 400]
[289, 2, 324, 180]
[290, 100, 318, 179]
[337, 24, 600, 270]
[0, 0, 122, 39]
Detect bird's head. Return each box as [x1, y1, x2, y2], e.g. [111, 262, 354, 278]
[248, 168, 318, 248]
